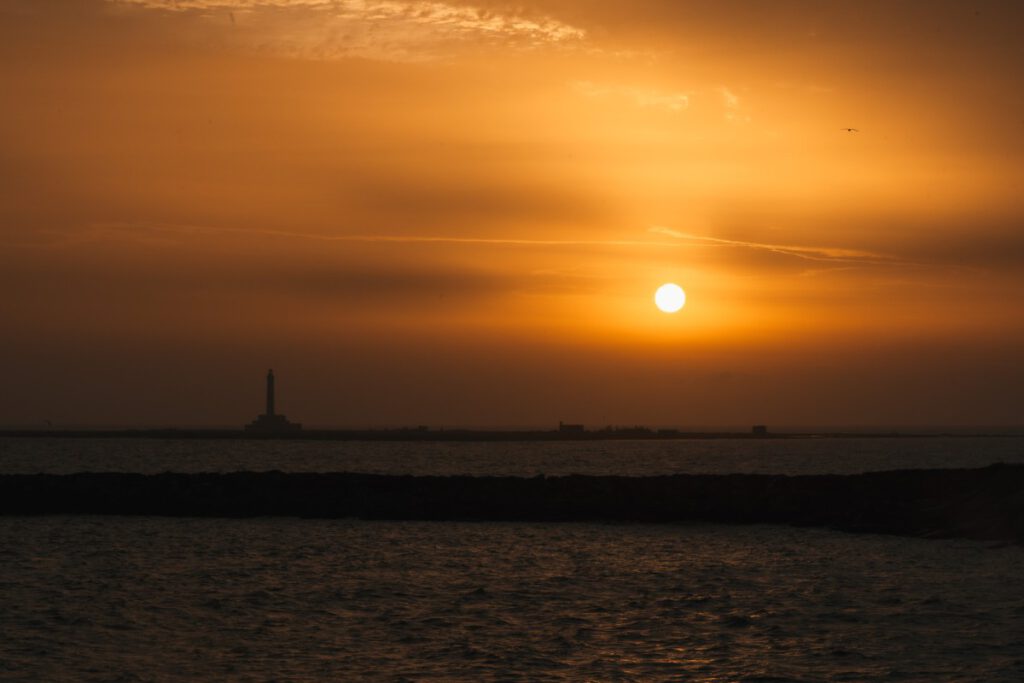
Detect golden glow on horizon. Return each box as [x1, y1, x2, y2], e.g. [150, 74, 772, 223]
[654, 283, 686, 313]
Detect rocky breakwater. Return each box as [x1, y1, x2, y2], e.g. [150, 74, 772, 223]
[2, 464, 1023, 543]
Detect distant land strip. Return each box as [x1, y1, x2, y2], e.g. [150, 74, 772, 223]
[0, 428, 1018, 440]
[2, 465, 1023, 544]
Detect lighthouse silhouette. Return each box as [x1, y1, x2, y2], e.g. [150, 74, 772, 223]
[245, 369, 301, 433]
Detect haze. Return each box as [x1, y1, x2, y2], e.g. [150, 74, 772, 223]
[2, 0, 1022, 429]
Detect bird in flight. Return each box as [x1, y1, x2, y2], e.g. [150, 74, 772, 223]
[841, 127, 860, 132]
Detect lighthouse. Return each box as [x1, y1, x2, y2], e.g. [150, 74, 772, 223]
[245, 369, 301, 434]
[266, 369, 275, 416]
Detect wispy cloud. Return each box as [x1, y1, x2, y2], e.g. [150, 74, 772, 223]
[109, 0, 585, 61]
[18, 221, 948, 275]
[648, 225, 897, 265]
[718, 86, 751, 124]
[65, 221, 682, 250]
[571, 80, 690, 113]
[571, 81, 759, 120]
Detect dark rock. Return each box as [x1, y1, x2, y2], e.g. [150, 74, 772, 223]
[1, 465, 1022, 544]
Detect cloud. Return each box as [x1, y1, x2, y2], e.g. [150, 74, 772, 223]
[571, 81, 759, 120]
[108, 0, 585, 61]
[718, 86, 751, 124]
[17, 221, 948, 276]
[719, 86, 739, 109]
[648, 225, 898, 265]
[73, 221, 683, 250]
[571, 80, 689, 112]
[0, 221, 617, 313]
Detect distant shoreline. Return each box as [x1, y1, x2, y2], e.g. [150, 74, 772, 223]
[0, 428, 1019, 441]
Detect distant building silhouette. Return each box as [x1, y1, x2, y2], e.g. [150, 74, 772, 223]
[245, 369, 301, 433]
[752, 425, 768, 436]
[559, 421, 584, 433]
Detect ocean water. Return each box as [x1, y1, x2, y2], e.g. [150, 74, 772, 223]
[2, 516, 1022, 681]
[1, 435, 1022, 476]
[3, 437, 1023, 681]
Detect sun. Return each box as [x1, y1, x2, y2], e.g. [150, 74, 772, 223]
[654, 283, 686, 313]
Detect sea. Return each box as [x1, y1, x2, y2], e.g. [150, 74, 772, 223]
[2, 436, 1023, 681]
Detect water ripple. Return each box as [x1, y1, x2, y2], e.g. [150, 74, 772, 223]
[3, 518, 1022, 680]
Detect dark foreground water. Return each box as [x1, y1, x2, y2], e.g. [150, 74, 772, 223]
[2, 517, 1023, 682]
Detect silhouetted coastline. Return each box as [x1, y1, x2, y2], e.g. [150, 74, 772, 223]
[0, 428, 1013, 441]
[3, 464, 1022, 544]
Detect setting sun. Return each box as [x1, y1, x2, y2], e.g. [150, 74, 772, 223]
[654, 283, 686, 313]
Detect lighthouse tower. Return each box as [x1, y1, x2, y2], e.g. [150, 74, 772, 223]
[245, 369, 302, 434]
[266, 369, 276, 416]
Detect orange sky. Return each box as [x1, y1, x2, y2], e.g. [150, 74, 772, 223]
[1, 0, 1023, 428]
